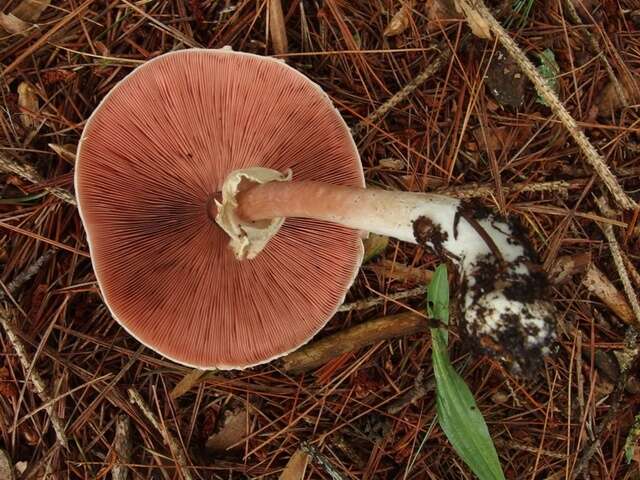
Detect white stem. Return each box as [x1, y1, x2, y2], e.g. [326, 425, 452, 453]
[216, 168, 556, 373]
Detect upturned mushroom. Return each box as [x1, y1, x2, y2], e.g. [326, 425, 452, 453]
[76, 48, 556, 372]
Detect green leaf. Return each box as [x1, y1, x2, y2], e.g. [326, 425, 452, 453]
[427, 264, 505, 480]
[536, 49, 559, 106]
[426, 264, 449, 339]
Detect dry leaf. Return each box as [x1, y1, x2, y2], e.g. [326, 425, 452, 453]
[0, 12, 31, 34]
[471, 126, 511, 152]
[453, 0, 491, 39]
[592, 349, 620, 384]
[549, 252, 591, 285]
[20, 424, 39, 446]
[353, 369, 385, 398]
[384, 3, 412, 37]
[597, 82, 627, 117]
[485, 47, 526, 108]
[426, 0, 459, 33]
[15, 462, 27, 475]
[593, 376, 614, 401]
[17, 82, 39, 129]
[378, 158, 405, 169]
[48, 143, 77, 164]
[170, 368, 207, 400]
[0, 367, 17, 400]
[583, 265, 635, 326]
[596, 77, 640, 117]
[279, 449, 309, 480]
[268, 0, 288, 55]
[12, 0, 50, 23]
[490, 390, 509, 404]
[206, 407, 248, 452]
[94, 41, 110, 57]
[0, 449, 14, 480]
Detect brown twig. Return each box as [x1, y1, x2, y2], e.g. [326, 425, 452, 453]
[0, 309, 69, 449]
[0, 249, 69, 449]
[128, 388, 193, 480]
[437, 179, 587, 199]
[596, 197, 640, 329]
[171, 288, 429, 400]
[456, 207, 506, 267]
[280, 312, 428, 373]
[112, 414, 132, 480]
[282, 253, 621, 381]
[0, 153, 76, 206]
[2, 249, 55, 300]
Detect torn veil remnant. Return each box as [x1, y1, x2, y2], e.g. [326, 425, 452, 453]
[214, 167, 292, 260]
[76, 48, 556, 373]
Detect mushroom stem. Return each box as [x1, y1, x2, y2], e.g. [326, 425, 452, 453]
[236, 180, 514, 264]
[220, 171, 556, 373]
[237, 181, 451, 245]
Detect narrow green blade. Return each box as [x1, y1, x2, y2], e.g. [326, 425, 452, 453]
[426, 265, 449, 324]
[428, 265, 505, 480]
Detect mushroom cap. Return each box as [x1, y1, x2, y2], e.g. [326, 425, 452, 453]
[75, 49, 364, 369]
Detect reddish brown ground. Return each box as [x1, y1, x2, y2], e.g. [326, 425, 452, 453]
[1, 0, 640, 478]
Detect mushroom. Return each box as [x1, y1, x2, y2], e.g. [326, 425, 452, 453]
[76, 48, 556, 373]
